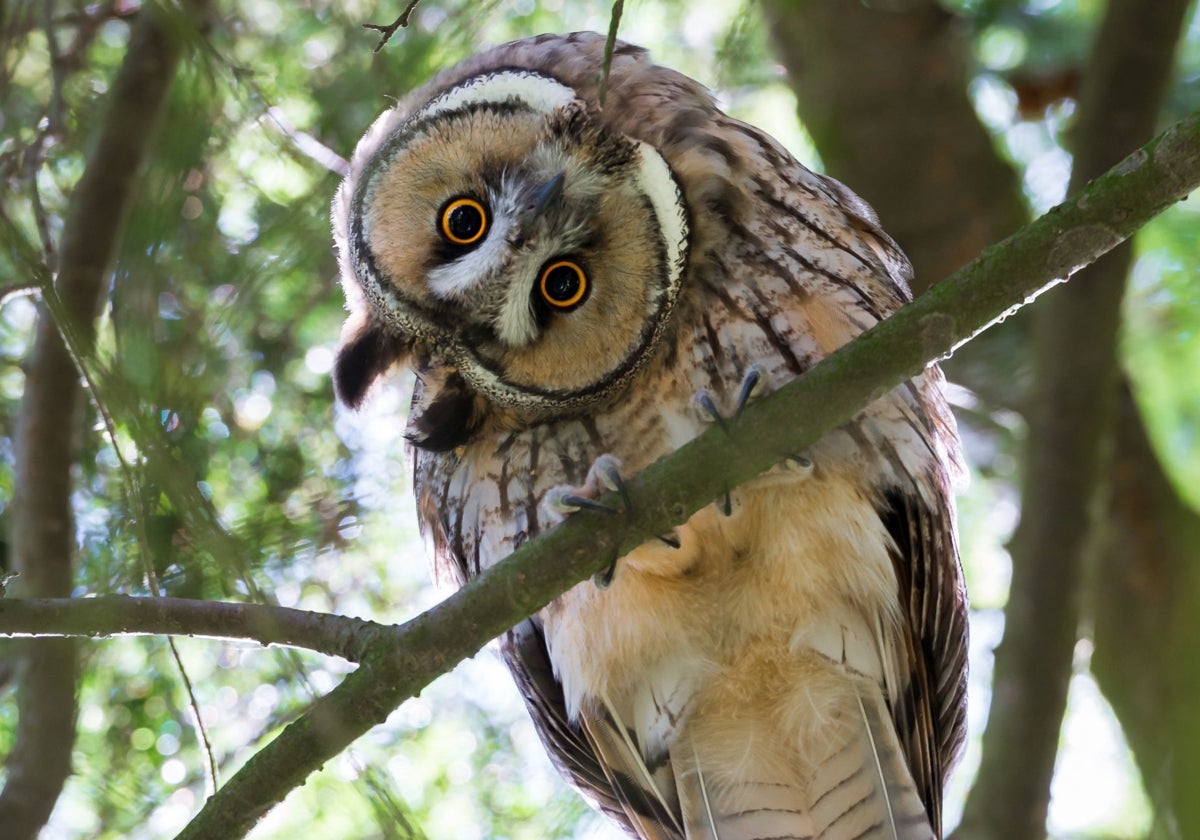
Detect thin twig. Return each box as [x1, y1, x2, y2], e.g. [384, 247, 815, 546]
[38, 278, 326, 779]
[171, 637, 221, 795]
[363, 1, 422, 53]
[261, 106, 349, 176]
[41, 0, 67, 136]
[21, 133, 59, 271]
[78, 337, 223, 796]
[598, 0, 625, 108]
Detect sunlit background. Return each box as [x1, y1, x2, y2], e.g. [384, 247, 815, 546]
[1, 0, 1198, 837]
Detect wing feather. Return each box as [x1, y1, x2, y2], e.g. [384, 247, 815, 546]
[876, 482, 968, 838]
[499, 620, 634, 829]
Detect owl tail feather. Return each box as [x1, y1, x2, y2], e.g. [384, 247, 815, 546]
[582, 693, 686, 840]
[807, 684, 933, 840]
[673, 683, 933, 840]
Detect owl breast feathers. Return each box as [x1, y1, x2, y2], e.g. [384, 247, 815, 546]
[332, 31, 968, 840]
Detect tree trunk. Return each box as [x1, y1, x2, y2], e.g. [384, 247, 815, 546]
[1, 5, 193, 837]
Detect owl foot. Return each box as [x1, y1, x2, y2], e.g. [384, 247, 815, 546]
[542, 454, 628, 521]
[693, 367, 765, 518]
[692, 364, 768, 431]
[540, 455, 630, 588]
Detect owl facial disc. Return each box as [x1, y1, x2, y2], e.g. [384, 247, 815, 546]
[342, 68, 690, 420]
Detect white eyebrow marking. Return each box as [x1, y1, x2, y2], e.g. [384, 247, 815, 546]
[415, 70, 577, 122]
[632, 141, 688, 316]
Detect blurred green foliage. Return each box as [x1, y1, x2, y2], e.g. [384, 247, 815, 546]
[0, 1, 1196, 838]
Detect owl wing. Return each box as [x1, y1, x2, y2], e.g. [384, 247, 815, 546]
[415, 448, 673, 838]
[501, 620, 683, 839]
[877, 475, 967, 838]
[825, 173, 968, 832]
[790, 170, 967, 833]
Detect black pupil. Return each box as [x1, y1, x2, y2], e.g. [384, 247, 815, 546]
[545, 266, 580, 302]
[448, 204, 483, 241]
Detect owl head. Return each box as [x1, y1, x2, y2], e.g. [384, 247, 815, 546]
[332, 37, 690, 449]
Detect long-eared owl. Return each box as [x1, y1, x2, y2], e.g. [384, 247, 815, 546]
[332, 31, 967, 840]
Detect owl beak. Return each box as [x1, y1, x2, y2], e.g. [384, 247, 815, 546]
[524, 172, 566, 220]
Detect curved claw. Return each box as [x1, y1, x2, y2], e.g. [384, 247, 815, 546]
[602, 469, 633, 523]
[693, 366, 769, 431]
[735, 364, 767, 417]
[692, 389, 727, 431]
[563, 493, 622, 515]
[593, 556, 618, 589]
[783, 453, 815, 474]
[592, 457, 620, 492]
[656, 532, 681, 549]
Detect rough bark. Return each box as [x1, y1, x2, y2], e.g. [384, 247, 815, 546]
[957, 2, 1193, 837]
[1, 5, 193, 837]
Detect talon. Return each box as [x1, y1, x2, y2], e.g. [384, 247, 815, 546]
[692, 389, 728, 431]
[545, 487, 581, 516]
[783, 453, 814, 474]
[561, 493, 622, 515]
[596, 459, 623, 494]
[594, 555, 618, 589]
[656, 532, 681, 549]
[549, 455, 632, 586]
[720, 488, 732, 516]
[735, 364, 767, 417]
[591, 456, 633, 521]
[545, 487, 619, 518]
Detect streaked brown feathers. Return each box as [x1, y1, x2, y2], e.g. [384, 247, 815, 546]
[332, 30, 967, 840]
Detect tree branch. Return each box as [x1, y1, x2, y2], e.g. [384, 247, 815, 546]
[362, 1, 421, 53]
[0, 597, 391, 662]
[171, 110, 1200, 840]
[956, 2, 1193, 837]
[2, 4, 198, 837]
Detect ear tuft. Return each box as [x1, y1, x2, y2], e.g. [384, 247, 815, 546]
[333, 314, 406, 408]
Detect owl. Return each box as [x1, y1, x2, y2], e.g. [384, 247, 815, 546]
[332, 32, 967, 840]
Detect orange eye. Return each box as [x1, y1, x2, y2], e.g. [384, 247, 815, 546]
[539, 260, 588, 310]
[439, 197, 488, 245]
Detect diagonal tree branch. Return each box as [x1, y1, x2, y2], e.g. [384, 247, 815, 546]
[956, 1, 1194, 837]
[169, 110, 1200, 840]
[2, 4, 201, 837]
